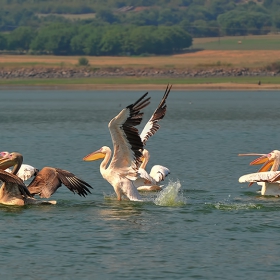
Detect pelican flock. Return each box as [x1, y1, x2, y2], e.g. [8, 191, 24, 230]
[0, 151, 93, 205]
[238, 150, 280, 196]
[83, 85, 173, 201]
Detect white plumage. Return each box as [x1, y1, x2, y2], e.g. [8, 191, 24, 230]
[5, 164, 38, 181]
[136, 84, 172, 191]
[238, 150, 280, 196]
[83, 92, 151, 201]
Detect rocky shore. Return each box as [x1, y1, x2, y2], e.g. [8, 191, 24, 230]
[0, 67, 279, 79]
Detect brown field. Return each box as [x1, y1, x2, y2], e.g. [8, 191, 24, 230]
[1, 50, 280, 69]
[192, 34, 280, 44]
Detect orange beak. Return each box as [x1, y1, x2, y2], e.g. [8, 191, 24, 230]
[83, 149, 105, 161]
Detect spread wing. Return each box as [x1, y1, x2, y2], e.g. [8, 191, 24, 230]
[140, 84, 172, 145]
[27, 167, 93, 198]
[108, 92, 151, 174]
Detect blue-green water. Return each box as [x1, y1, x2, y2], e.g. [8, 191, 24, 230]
[1, 89, 280, 279]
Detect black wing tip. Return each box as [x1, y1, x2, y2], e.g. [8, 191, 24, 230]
[159, 83, 172, 107]
[126, 92, 150, 110]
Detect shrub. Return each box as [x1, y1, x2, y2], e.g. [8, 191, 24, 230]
[78, 57, 89, 66]
[265, 61, 280, 72]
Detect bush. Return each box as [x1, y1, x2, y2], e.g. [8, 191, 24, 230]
[78, 57, 89, 66]
[265, 61, 280, 72]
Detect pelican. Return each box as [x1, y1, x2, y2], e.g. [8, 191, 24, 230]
[0, 168, 38, 206]
[0, 151, 93, 205]
[134, 84, 171, 192]
[238, 150, 280, 196]
[2, 151, 39, 181]
[83, 92, 151, 201]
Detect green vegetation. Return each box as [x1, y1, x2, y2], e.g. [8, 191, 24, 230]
[1, 24, 192, 55]
[0, 0, 280, 56]
[0, 76, 279, 86]
[78, 57, 90, 66]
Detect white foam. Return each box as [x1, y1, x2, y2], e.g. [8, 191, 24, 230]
[154, 180, 186, 206]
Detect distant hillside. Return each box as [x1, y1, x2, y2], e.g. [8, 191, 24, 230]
[0, 0, 279, 56]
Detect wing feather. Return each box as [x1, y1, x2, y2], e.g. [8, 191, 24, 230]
[109, 92, 150, 172]
[0, 169, 32, 197]
[239, 171, 280, 183]
[140, 84, 172, 145]
[27, 167, 93, 198]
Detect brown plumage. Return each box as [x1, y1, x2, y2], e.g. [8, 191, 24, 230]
[0, 152, 92, 205]
[28, 167, 92, 198]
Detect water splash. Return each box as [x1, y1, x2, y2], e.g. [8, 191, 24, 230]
[154, 180, 186, 206]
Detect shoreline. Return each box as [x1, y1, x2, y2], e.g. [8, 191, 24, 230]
[1, 83, 280, 90]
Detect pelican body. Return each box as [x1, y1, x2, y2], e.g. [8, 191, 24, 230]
[83, 92, 151, 201]
[0, 151, 93, 205]
[238, 150, 280, 196]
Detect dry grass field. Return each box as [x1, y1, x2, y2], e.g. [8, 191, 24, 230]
[1, 50, 280, 69]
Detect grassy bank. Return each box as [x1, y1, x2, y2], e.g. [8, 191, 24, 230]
[1, 76, 280, 90]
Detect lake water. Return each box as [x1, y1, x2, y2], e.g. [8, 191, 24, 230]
[1, 89, 280, 279]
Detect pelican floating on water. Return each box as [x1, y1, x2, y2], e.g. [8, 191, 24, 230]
[238, 150, 280, 196]
[0, 151, 93, 205]
[135, 84, 171, 192]
[83, 92, 151, 201]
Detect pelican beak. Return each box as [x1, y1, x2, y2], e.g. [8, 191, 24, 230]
[83, 149, 105, 161]
[0, 154, 16, 169]
[249, 154, 274, 172]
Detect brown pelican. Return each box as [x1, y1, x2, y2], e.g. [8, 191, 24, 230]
[135, 84, 172, 191]
[0, 151, 93, 205]
[83, 92, 150, 201]
[0, 169, 36, 206]
[238, 150, 280, 196]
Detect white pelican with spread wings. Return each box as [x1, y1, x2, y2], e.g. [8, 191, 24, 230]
[83, 92, 151, 201]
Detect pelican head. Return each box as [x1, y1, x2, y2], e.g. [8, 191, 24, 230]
[0, 151, 23, 171]
[83, 146, 108, 161]
[239, 150, 280, 172]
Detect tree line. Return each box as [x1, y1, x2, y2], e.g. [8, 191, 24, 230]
[0, 0, 279, 55]
[0, 24, 192, 55]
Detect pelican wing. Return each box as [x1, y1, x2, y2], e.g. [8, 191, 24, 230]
[140, 84, 172, 145]
[134, 168, 157, 188]
[150, 165, 170, 183]
[0, 169, 32, 197]
[109, 92, 150, 173]
[27, 167, 93, 198]
[239, 171, 280, 183]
